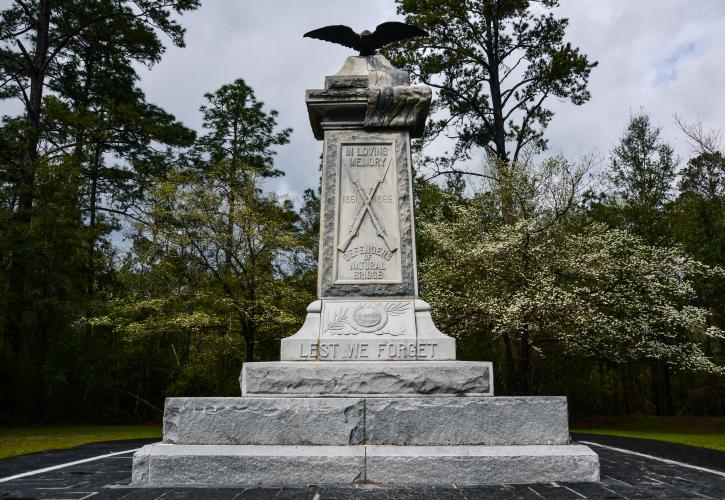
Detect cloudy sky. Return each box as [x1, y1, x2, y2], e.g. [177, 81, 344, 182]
[3, 0, 725, 205]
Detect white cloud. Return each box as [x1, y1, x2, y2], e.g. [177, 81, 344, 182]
[132, 0, 402, 203]
[2, 0, 725, 196]
[548, 0, 725, 163]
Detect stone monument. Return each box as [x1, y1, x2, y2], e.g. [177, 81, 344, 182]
[131, 53, 600, 486]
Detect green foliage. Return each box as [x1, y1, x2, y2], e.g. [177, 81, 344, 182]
[579, 112, 724, 414]
[0, 425, 162, 459]
[679, 152, 724, 199]
[388, 0, 597, 170]
[0, 0, 200, 421]
[668, 149, 725, 386]
[609, 113, 677, 207]
[572, 416, 725, 452]
[588, 113, 678, 245]
[197, 79, 290, 178]
[86, 79, 314, 404]
[417, 155, 724, 399]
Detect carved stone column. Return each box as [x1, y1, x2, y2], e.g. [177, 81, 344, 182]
[282, 54, 455, 361]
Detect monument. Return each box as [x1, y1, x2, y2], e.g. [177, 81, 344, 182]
[131, 23, 600, 486]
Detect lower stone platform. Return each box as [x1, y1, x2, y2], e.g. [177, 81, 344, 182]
[241, 361, 493, 396]
[132, 443, 600, 486]
[162, 396, 570, 446]
[133, 360, 599, 486]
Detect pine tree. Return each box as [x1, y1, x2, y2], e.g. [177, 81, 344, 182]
[387, 0, 597, 177]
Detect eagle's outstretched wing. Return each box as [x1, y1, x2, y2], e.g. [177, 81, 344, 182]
[303, 25, 361, 51]
[368, 22, 428, 50]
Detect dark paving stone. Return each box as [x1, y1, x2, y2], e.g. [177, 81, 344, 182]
[1, 436, 724, 499]
[321, 486, 464, 500]
[572, 432, 725, 472]
[457, 484, 545, 500]
[0, 438, 156, 479]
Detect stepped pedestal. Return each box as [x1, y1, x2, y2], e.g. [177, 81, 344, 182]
[133, 362, 599, 486]
[131, 55, 599, 486]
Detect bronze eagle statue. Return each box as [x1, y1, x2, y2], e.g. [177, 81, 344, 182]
[303, 22, 428, 56]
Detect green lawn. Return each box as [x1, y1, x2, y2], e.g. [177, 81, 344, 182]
[572, 416, 725, 452]
[0, 417, 723, 460]
[0, 425, 161, 459]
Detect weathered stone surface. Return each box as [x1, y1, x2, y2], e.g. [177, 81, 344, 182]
[414, 299, 456, 360]
[366, 397, 569, 445]
[307, 55, 429, 140]
[334, 144, 401, 283]
[320, 130, 416, 298]
[296, 55, 455, 357]
[241, 361, 492, 396]
[281, 300, 456, 361]
[320, 300, 416, 348]
[364, 86, 432, 132]
[366, 445, 600, 485]
[132, 444, 599, 486]
[163, 397, 364, 446]
[132, 444, 365, 486]
[161, 396, 566, 447]
[280, 300, 321, 361]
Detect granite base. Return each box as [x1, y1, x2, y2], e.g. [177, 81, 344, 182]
[132, 444, 599, 486]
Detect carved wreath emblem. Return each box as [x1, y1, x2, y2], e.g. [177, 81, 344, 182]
[324, 302, 409, 336]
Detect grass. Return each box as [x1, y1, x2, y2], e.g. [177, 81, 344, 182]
[0, 425, 161, 459]
[572, 416, 725, 452]
[0, 417, 723, 460]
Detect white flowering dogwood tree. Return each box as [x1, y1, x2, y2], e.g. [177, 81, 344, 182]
[419, 157, 724, 394]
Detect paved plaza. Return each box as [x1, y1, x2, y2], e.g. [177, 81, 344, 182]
[1, 434, 723, 499]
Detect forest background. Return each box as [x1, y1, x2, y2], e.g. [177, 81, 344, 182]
[0, 0, 722, 423]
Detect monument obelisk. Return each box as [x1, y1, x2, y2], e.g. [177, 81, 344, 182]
[131, 26, 600, 486]
[280, 53, 455, 363]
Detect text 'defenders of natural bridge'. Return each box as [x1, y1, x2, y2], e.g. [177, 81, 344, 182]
[334, 142, 401, 284]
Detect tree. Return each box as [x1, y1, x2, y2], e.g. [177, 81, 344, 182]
[195, 80, 291, 265]
[419, 157, 724, 396]
[387, 0, 596, 178]
[588, 112, 678, 249]
[609, 113, 678, 211]
[44, 14, 196, 298]
[0, 0, 198, 222]
[0, 0, 199, 420]
[0, 0, 199, 310]
[675, 116, 725, 200]
[103, 80, 307, 367]
[420, 155, 586, 393]
[671, 119, 725, 391]
[587, 112, 682, 413]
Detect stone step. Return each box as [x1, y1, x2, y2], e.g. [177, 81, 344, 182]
[366, 396, 569, 445]
[241, 361, 492, 396]
[132, 443, 600, 486]
[163, 396, 569, 446]
[164, 397, 364, 446]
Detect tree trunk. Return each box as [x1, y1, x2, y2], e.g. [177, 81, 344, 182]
[663, 364, 674, 415]
[501, 331, 516, 393]
[518, 325, 531, 395]
[650, 361, 663, 415]
[484, 16, 508, 164]
[7, 0, 54, 420]
[16, 0, 53, 223]
[87, 143, 102, 298]
[242, 317, 255, 362]
[226, 189, 235, 265]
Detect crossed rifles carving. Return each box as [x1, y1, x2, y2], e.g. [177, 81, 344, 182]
[338, 157, 397, 253]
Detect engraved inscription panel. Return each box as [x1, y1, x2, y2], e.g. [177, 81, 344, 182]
[334, 143, 401, 284]
[297, 340, 441, 360]
[321, 300, 415, 339]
